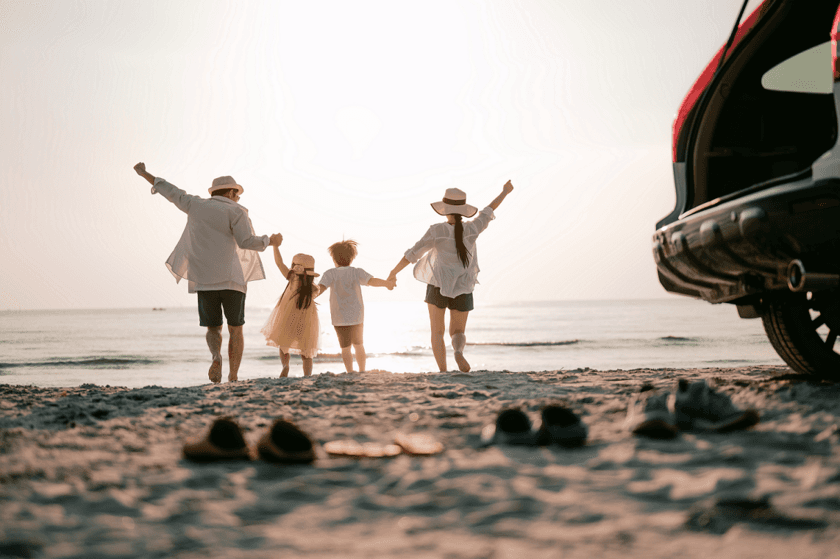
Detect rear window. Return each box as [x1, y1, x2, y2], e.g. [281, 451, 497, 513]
[761, 41, 832, 94]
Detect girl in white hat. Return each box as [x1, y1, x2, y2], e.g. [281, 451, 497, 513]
[261, 250, 321, 376]
[388, 180, 514, 372]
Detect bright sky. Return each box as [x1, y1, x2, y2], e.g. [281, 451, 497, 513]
[0, 0, 764, 311]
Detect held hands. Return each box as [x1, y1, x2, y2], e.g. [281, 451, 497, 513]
[385, 279, 396, 291]
[269, 233, 283, 247]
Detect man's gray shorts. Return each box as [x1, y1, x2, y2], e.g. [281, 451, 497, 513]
[198, 290, 246, 327]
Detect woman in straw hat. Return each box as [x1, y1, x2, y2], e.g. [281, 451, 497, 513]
[388, 180, 514, 372]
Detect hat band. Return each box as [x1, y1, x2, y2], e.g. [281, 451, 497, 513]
[442, 197, 465, 205]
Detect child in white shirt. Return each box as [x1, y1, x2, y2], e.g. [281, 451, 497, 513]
[318, 240, 394, 373]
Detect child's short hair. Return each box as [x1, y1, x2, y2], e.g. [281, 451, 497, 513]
[328, 240, 358, 266]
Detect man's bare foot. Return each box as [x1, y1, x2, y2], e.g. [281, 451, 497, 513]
[209, 356, 222, 383]
[228, 372, 238, 382]
[454, 351, 470, 372]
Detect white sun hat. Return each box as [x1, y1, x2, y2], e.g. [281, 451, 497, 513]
[430, 188, 477, 217]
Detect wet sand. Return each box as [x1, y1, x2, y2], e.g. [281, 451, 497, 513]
[2, 365, 840, 558]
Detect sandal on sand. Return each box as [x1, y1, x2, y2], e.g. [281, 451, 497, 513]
[323, 440, 402, 458]
[257, 418, 317, 464]
[624, 385, 679, 439]
[535, 405, 587, 447]
[674, 379, 760, 433]
[480, 409, 537, 446]
[394, 432, 444, 456]
[183, 416, 252, 462]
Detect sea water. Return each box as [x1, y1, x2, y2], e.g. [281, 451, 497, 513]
[0, 299, 785, 388]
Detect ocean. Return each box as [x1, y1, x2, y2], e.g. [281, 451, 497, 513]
[0, 299, 786, 388]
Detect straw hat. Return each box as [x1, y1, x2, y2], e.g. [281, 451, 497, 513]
[290, 253, 319, 277]
[430, 188, 477, 217]
[208, 176, 244, 195]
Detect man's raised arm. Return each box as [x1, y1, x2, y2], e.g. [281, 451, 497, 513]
[134, 162, 197, 214]
[134, 162, 154, 185]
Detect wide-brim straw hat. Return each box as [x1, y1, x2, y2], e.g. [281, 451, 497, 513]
[431, 188, 477, 217]
[290, 253, 319, 277]
[208, 176, 244, 195]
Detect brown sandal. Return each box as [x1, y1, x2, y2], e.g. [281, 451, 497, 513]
[182, 416, 252, 462]
[257, 418, 317, 464]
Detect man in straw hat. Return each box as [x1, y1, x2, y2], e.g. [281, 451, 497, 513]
[133, 162, 282, 384]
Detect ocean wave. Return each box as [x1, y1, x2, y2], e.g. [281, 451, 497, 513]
[257, 354, 347, 363]
[658, 336, 699, 343]
[467, 340, 580, 347]
[0, 357, 162, 369]
[259, 351, 428, 362]
[704, 359, 754, 364]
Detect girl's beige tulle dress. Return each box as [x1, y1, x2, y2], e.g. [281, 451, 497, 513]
[261, 274, 320, 358]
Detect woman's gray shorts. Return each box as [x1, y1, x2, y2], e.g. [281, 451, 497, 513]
[424, 284, 474, 312]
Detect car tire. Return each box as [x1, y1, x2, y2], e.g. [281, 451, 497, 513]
[762, 291, 840, 378]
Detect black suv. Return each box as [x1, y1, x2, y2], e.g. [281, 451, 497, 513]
[654, 0, 840, 377]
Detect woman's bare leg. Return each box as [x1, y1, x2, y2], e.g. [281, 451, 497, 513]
[340, 347, 354, 373]
[427, 304, 447, 372]
[450, 310, 470, 372]
[280, 350, 290, 377]
[353, 344, 366, 372]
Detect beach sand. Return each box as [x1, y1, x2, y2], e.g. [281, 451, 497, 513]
[2, 366, 840, 558]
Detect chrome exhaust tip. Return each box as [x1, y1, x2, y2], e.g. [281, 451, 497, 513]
[787, 259, 840, 292]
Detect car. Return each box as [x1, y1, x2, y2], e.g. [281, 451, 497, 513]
[653, 0, 840, 377]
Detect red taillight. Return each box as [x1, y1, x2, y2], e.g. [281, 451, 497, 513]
[833, 8, 840, 81]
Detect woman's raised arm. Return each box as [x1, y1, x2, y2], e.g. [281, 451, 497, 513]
[488, 180, 514, 211]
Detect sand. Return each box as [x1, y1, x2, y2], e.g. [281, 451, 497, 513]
[2, 365, 840, 558]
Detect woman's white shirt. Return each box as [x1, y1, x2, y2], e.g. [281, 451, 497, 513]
[404, 206, 495, 298]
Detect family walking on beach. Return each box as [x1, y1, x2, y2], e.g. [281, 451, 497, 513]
[133, 162, 514, 382]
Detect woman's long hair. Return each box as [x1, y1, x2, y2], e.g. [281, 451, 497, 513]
[452, 214, 470, 268]
[279, 269, 316, 309]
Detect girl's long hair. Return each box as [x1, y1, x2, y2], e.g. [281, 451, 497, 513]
[294, 272, 315, 310]
[453, 214, 470, 268]
[279, 269, 316, 309]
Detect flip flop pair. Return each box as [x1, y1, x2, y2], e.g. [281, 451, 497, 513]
[480, 405, 587, 448]
[324, 433, 443, 458]
[182, 416, 316, 464]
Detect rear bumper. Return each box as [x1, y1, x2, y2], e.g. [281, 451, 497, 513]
[653, 175, 840, 303]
